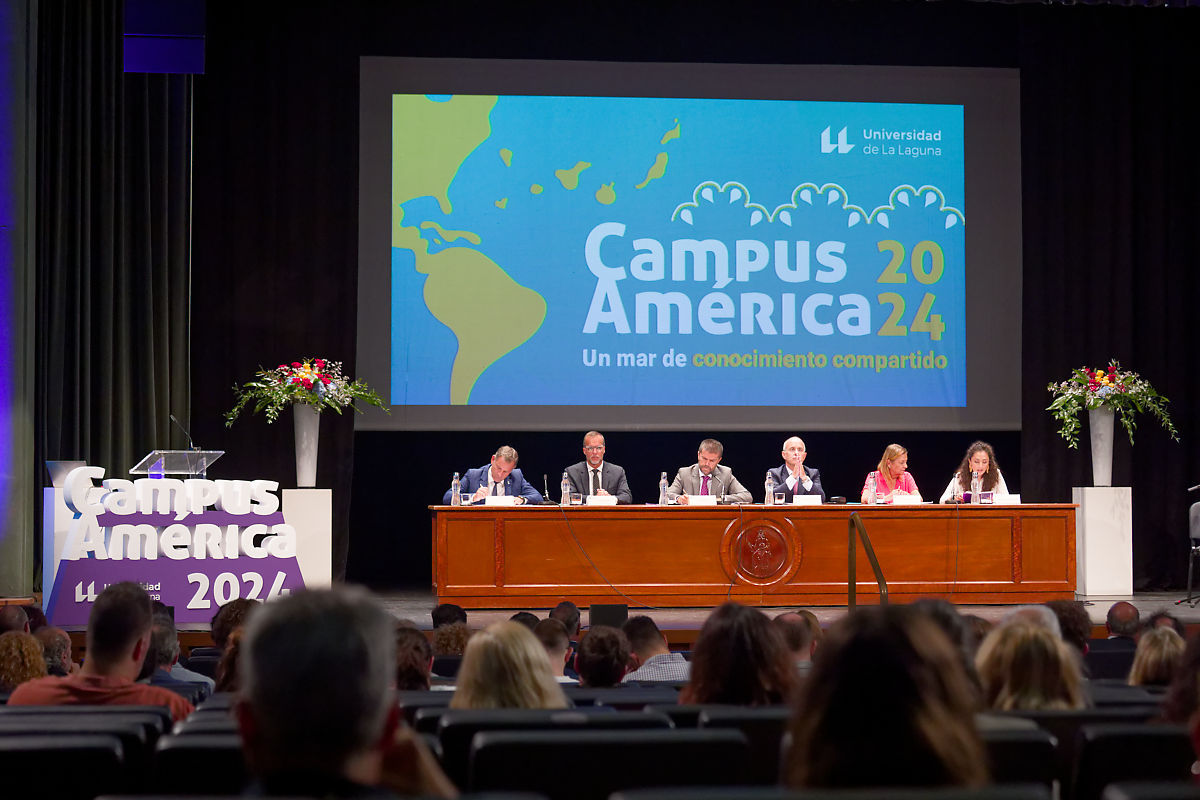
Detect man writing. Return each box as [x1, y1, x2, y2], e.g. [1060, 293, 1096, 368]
[767, 436, 825, 503]
[443, 445, 543, 505]
[564, 431, 632, 504]
[667, 438, 752, 504]
[9, 582, 193, 721]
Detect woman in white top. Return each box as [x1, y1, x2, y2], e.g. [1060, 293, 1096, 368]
[939, 440, 1010, 503]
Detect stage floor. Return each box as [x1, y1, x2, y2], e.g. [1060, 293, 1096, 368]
[378, 589, 1200, 633]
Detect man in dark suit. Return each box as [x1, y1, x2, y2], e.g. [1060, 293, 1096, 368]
[443, 445, 543, 504]
[767, 436, 825, 503]
[564, 431, 633, 504]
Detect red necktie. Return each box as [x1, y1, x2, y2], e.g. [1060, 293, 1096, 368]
[701, 475, 710, 495]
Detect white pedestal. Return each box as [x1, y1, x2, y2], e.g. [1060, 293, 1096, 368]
[1073, 486, 1132, 596]
[283, 488, 332, 587]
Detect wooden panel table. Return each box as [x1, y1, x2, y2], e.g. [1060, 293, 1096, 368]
[430, 503, 1076, 608]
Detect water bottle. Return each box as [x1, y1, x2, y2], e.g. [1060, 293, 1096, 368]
[866, 472, 877, 504]
[561, 471, 572, 505]
[450, 472, 461, 505]
[970, 471, 983, 504]
[658, 472, 669, 505]
[764, 472, 776, 505]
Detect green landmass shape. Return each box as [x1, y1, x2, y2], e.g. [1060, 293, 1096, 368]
[392, 95, 546, 404]
[661, 119, 681, 144]
[530, 183, 544, 194]
[554, 161, 591, 190]
[595, 182, 616, 205]
[495, 198, 508, 209]
[635, 152, 669, 189]
[499, 148, 513, 167]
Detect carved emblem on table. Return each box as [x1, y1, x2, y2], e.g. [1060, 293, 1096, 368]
[720, 517, 801, 587]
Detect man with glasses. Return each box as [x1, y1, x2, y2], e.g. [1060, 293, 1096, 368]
[564, 431, 633, 504]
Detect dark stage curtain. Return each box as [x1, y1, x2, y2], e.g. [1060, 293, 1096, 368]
[1018, 7, 1200, 588]
[34, 0, 192, 584]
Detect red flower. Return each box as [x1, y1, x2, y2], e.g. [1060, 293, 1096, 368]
[291, 377, 302, 384]
[301, 378, 313, 390]
[320, 376, 331, 385]
[314, 359, 325, 368]
[291, 362, 301, 368]
[278, 364, 288, 371]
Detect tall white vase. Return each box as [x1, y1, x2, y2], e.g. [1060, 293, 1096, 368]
[1089, 406, 1115, 487]
[293, 403, 320, 488]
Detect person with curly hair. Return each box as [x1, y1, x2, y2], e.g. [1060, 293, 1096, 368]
[0, 631, 48, 692]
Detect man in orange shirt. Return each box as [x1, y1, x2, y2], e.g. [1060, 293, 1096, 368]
[9, 582, 193, 722]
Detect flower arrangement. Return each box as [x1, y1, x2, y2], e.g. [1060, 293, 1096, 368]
[225, 358, 387, 426]
[1046, 360, 1178, 448]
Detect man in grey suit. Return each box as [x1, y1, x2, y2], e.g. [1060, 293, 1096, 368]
[766, 436, 825, 503]
[564, 431, 633, 504]
[667, 438, 752, 504]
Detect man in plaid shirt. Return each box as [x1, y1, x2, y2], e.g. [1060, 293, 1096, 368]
[621, 615, 690, 683]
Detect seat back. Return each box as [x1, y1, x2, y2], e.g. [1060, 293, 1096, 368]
[469, 728, 750, 800]
[563, 686, 681, 709]
[980, 727, 1058, 787]
[0, 733, 127, 799]
[1072, 724, 1195, 800]
[610, 786, 1054, 800]
[698, 706, 791, 784]
[1085, 649, 1136, 681]
[150, 733, 247, 794]
[1102, 781, 1200, 800]
[439, 707, 672, 788]
[180, 654, 221, 679]
[396, 689, 454, 724]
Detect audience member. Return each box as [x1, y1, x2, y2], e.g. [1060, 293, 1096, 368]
[432, 621, 470, 657]
[431, 603, 467, 629]
[622, 615, 689, 682]
[216, 627, 246, 693]
[0, 631, 47, 692]
[680, 602, 796, 706]
[212, 598, 260, 652]
[21, 605, 49, 633]
[1128, 626, 1185, 687]
[976, 621, 1085, 711]
[533, 618, 575, 683]
[509, 611, 539, 631]
[8, 582, 193, 720]
[1000, 605, 1062, 638]
[795, 610, 823, 648]
[238, 586, 454, 797]
[773, 612, 817, 673]
[963, 615, 993, 653]
[1045, 600, 1092, 657]
[910, 598, 982, 697]
[1105, 600, 1140, 642]
[786, 605, 987, 789]
[1160, 631, 1200, 722]
[395, 626, 434, 691]
[0, 605, 29, 634]
[550, 600, 581, 638]
[575, 625, 630, 688]
[451, 621, 568, 709]
[34, 626, 75, 676]
[144, 612, 206, 699]
[1146, 610, 1187, 639]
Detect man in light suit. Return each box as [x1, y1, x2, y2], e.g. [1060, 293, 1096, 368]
[767, 436, 825, 503]
[564, 431, 633, 504]
[667, 438, 752, 504]
[443, 445, 543, 505]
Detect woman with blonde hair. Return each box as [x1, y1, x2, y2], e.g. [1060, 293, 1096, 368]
[0, 631, 49, 692]
[451, 621, 568, 709]
[861, 444, 921, 504]
[975, 621, 1085, 710]
[786, 605, 987, 788]
[1129, 626, 1185, 687]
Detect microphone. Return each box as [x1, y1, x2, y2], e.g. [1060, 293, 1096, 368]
[712, 472, 725, 503]
[169, 413, 197, 450]
[543, 474, 552, 503]
[1189, 484, 1200, 493]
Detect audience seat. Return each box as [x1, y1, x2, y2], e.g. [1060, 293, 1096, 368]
[0, 734, 127, 799]
[433, 654, 464, 677]
[396, 689, 454, 724]
[0, 714, 156, 778]
[149, 734, 247, 794]
[1072, 725, 1195, 800]
[610, 785, 1053, 800]
[698, 706, 792, 784]
[173, 715, 239, 736]
[1102, 783, 1200, 800]
[563, 685, 681, 709]
[1084, 648, 1136, 681]
[0, 703, 172, 730]
[195, 692, 236, 710]
[439, 707, 674, 788]
[645, 703, 733, 728]
[468, 728, 750, 800]
[181, 654, 221, 679]
[979, 727, 1058, 788]
[185, 646, 222, 659]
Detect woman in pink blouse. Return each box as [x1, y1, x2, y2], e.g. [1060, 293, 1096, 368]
[861, 443, 921, 503]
